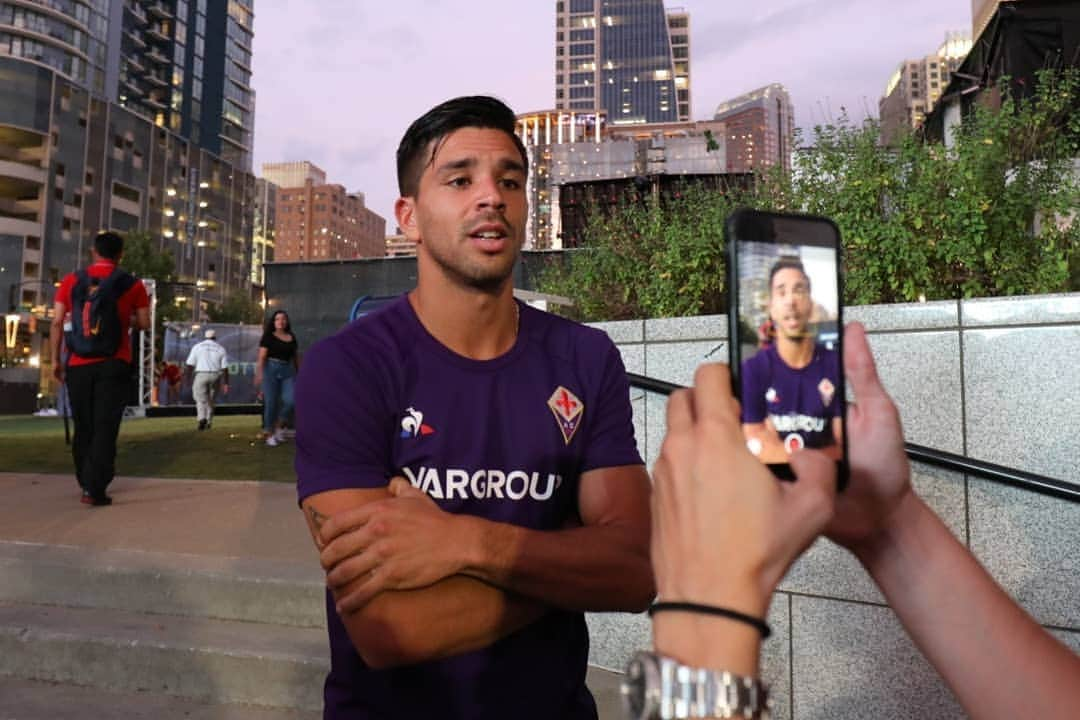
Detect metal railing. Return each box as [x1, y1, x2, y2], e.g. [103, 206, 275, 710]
[626, 372, 1080, 504]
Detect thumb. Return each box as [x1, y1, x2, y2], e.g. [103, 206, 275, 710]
[785, 449, 837, 539]
[844, 322, 888, 404]
[388, 475, 423, 498]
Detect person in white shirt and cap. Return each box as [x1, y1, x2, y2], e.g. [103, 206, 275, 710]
[185, 328, 229, 431]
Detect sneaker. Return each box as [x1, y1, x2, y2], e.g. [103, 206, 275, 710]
[273, 428, 287, 443]
[82, 491, 112, 507]
[198, 419, 207, 431]
[266, 434, 279, 447]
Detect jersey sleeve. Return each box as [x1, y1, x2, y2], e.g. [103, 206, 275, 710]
[185, 345, 198, 367]
[740, 353, 768, 424]
[579, 339, 644, 473]
[294, 334, 396, 504]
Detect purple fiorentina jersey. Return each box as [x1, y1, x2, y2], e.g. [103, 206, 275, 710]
[740, 343, 841, 452]
[295, 295, 642, 720]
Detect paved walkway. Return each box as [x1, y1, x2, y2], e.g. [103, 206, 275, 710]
[0, 471, 626, 718]
[0, 472, 312, 562]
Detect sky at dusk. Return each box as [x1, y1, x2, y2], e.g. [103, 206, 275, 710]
[251, 0, 974, 227]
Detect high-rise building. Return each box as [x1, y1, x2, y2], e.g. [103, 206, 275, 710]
[879, 32, 972, 144]
[0, 1, 257, 381]
[667, 9, 691, 122]
[554, 0, 690, 124]
[106, 0, 256, 172]
[252, 177, 277, 287]
[273, 181, 386, 262]
[0, 0, 112, 95]
[516, 109, 727, 248]
[712, 84, 795, 174]
[261, 161, 326, 189]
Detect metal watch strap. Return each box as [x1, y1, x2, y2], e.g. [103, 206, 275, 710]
[658, 653, 770, 719]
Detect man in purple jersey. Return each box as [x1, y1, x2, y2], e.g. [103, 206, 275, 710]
[293, 96, 654, 719]
[740, 258, 842, 463]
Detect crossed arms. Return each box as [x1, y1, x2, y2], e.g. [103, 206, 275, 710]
[301, 464, 654, 669]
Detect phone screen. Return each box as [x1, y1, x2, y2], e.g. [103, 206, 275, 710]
[726, 209, 848, 487]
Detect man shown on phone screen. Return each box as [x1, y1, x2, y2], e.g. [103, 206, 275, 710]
[740, 258, 842, 463]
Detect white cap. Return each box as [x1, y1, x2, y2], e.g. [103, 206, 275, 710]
[204, 329, 216, 339]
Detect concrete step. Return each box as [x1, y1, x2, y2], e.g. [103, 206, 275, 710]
[0, 676, 321, 720]
[0, 670, 622, 720]
[0, 542, 326, 628]
[0, 602, 328, 712]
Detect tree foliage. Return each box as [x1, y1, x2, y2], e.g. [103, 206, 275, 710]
[121, 230, 184, 324]
[206, 291, 263, 324]
[539, 69, 1080, 321]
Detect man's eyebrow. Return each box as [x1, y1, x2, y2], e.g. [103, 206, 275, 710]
[498, 158, 526, 174]
[435, 157, 476, 175]
[434, 157, 526, 175]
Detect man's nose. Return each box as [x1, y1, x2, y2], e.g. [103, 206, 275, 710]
[475, 176, 506, 210]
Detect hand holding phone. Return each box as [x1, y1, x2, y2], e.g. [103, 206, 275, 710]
[726, 209, 848, 489]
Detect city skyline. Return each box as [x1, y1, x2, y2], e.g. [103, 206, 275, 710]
[252, 0, 972, 225]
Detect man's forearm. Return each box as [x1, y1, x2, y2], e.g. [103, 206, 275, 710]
[855, 494, 1080, 720]
[341, 573, 546, 669]
[459, 517, 654, 613]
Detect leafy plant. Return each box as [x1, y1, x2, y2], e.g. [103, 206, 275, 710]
[539, 69, 1080, 320]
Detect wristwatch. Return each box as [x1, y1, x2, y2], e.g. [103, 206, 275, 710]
[621, 651, 770, 719]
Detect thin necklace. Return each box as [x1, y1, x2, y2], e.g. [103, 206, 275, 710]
[513, 301, 520, 342]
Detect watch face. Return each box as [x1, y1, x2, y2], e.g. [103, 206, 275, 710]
[621, 657, 647, 718]
[621, 653, 658, 720]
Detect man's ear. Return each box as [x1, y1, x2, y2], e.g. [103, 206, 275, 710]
[395, 197, 421, 243]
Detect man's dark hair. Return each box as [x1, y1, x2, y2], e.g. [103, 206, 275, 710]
[768, 257, 810, 294]
[396, 95, 528, 197]
[94, 231, 124, 260]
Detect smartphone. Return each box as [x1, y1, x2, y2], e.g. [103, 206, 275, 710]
[725, 208, 848, 489]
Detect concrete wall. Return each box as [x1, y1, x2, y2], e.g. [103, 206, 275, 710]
[586, 292, 1080, 720]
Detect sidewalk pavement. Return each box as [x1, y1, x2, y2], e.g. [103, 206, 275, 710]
[0, 472, 313, 563]
[0, 471, 626, 717]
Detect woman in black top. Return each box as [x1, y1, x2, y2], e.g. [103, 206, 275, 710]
[254, 310, 299, 446]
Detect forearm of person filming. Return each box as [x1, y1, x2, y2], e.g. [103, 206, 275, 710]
[650, 362, 836, 676]
[827, 323, 1080, 720]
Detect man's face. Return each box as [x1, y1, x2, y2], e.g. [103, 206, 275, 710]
[768, 267, 812, 340]
[396, 127, 527, 292]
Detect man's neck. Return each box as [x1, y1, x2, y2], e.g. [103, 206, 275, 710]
[409, 282, 518, 361]
[775, 335, 814, 369]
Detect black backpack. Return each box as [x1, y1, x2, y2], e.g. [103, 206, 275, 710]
[65, 268, 137, 358]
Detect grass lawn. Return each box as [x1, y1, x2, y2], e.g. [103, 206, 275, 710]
[0, 414, 296, 483]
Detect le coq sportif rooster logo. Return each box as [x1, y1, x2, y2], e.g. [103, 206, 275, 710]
[400, 407, 436, 438]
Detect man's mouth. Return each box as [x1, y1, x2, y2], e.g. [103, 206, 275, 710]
[468, 225, 509, 250]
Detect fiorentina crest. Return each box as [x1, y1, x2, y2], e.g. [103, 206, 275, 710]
[818, 378, 835, 407]
[547, 386, 584, 445]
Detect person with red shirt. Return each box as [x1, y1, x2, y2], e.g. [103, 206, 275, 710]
[160, 361, 183, 405]
[50, 231, 150, 506]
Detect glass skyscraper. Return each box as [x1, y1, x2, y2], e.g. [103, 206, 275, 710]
[0, 0, 257, 383]
[555, 0, 690, 124]
[110, 0, 254, 172]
